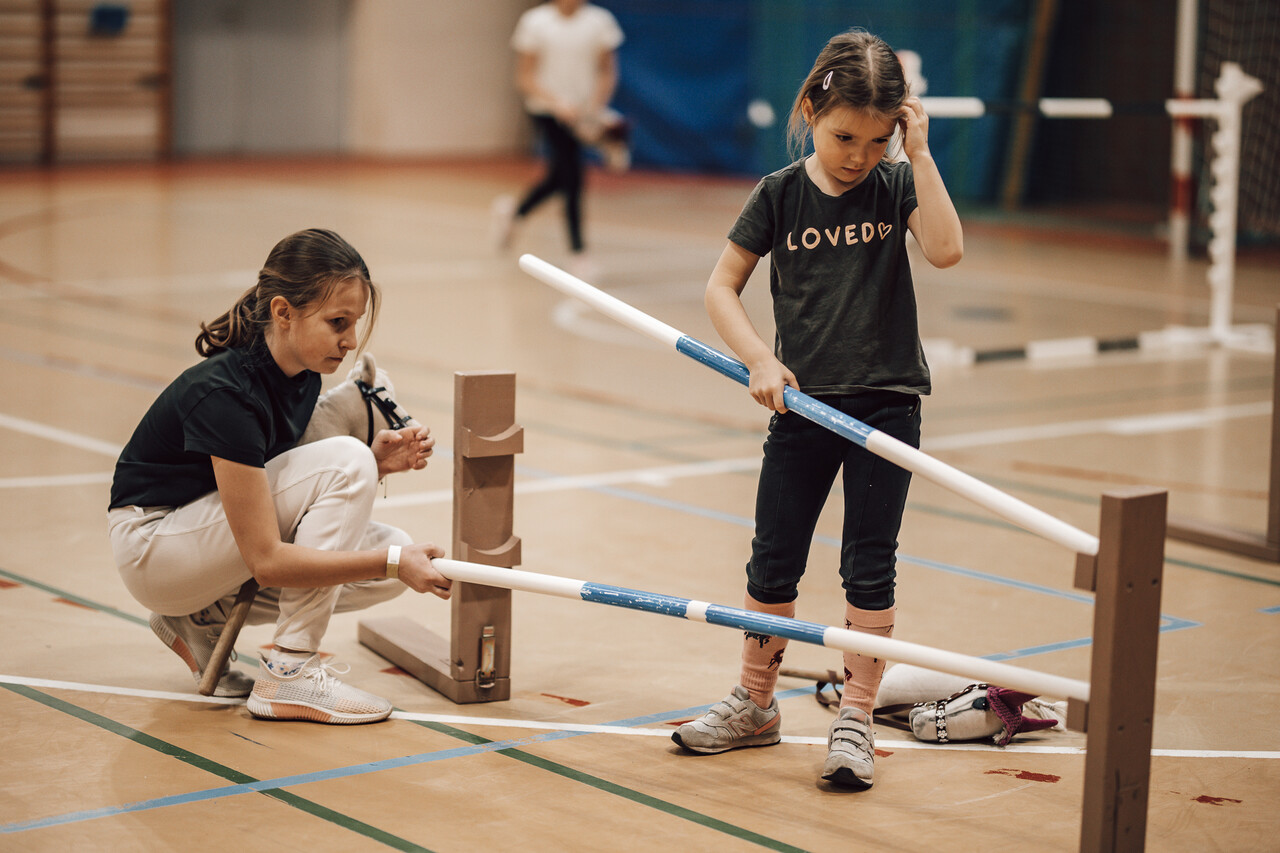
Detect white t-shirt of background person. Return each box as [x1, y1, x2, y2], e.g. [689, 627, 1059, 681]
[511, 3, 624, 116]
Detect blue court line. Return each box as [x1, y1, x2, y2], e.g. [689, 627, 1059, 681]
[518, 473, 1202, 650]
[0, 736, 571, 834]
[0, 681, 809, 850]
[0, 465, 1211, 836]
[0, 551, 1195, 839]
[0, 683, 435, 849]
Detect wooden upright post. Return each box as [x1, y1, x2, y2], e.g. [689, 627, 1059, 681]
[447, 371, 521, 701]
[1075, 488, 1167, 853]
[359, 371, 522, 703]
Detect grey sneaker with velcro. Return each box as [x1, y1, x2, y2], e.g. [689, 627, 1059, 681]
[671, 685, 781, 754]
[822, 706, 876, 789]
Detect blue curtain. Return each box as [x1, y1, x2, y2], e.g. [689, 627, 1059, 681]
[607, 0, 1032, 202]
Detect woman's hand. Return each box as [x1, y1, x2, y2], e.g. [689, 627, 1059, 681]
[396, 542, 452, 599]
[372, 425, 434, 478]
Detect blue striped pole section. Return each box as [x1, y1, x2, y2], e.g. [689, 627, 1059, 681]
[518, 254, 1100, 556]
[435, 558, 1090, 702]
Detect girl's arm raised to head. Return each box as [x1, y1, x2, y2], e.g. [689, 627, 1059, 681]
[900, 97, 964, 269]
[705, 241, 797, 413]
[212, 456, 450, 596]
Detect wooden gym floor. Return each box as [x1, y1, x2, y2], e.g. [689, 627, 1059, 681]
[1, 158, 1278, 851]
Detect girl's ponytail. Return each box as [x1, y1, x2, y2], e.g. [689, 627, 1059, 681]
[195, 286, 263, 356]
[193, 229, 378, 358]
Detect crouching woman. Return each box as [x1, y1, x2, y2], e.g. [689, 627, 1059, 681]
[107, 228, 451, 724]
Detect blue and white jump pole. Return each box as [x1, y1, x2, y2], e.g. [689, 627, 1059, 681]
[435, 558, 1090, 702]
[518, 254, 1100, 558]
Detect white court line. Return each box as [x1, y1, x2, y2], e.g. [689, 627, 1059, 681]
[0, 472, 113, 489]
[923, 401, 1272, 451]
[0, 413, 122, 458]
[5, 402, 1268, 494]
[375, 457, 762, 508]
[376, 402, 1271, 508]
[0, 674, 245, 705]
[3, 674, 1274, 760]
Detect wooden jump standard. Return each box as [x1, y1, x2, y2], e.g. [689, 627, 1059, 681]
[359, 370, 522, 703]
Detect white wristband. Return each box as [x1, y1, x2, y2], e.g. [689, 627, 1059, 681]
[386, 545, 402, 579]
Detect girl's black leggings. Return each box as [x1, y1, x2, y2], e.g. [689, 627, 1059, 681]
[745, 390, 922, 611]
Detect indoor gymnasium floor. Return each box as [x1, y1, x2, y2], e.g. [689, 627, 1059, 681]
[0, 158, 1277, 851]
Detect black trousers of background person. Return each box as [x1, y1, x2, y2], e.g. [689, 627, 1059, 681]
[745, 390, 922, 612]
[517, 114, 585, 253]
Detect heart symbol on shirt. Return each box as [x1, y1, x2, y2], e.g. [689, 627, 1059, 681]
[879, 223, 893, 239]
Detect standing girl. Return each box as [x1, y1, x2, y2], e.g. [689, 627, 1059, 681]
[672, 30, 963, 788]
[108, 228, 452, 724]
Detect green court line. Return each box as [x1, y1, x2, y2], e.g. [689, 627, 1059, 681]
[410, 720, 808, 853]
[1163, 555, 1280, 587]
[3, 681, 809, 851]
[1, 682, 433, 852]
[0, 566, 810, 847]
[0, 575, 807, 853]
[0, 567, 148, 626]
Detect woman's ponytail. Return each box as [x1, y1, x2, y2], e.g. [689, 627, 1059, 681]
[193, 229, 377, 358]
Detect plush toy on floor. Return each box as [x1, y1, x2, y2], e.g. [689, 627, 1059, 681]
[876, 664, 1066, 746]
[785, 664, 1068, 747]
[299, 352, 418, 446]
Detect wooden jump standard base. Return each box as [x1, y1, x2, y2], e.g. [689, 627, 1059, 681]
[1167, 303, 1280, 562]
[359, 371, 522, 703]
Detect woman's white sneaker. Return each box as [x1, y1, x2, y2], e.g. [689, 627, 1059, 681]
[247, 653, 392, 724]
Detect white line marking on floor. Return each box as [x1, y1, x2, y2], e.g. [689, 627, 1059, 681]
[0, 413, 122, 458]
[949, 783, 1036, 805]
[4, 674, 1275, 759]
[1, 401, 1268, 494]
[376, 403, 1271, 507]
[0, 473, 114, 489]
[374, 457, 762, 508]
[0, 674, 244, 705]
[924, 402, 1272, 451]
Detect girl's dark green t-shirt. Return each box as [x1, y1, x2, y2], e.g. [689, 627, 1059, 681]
[728, 158, 929, 397]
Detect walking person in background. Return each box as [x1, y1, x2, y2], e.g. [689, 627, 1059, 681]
[671, 29, 963, 789]
[493, 0, 624, 276]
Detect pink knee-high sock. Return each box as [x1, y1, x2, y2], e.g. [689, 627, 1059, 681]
[739, 593, 795, 708]
[839, 604, 896, 716]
